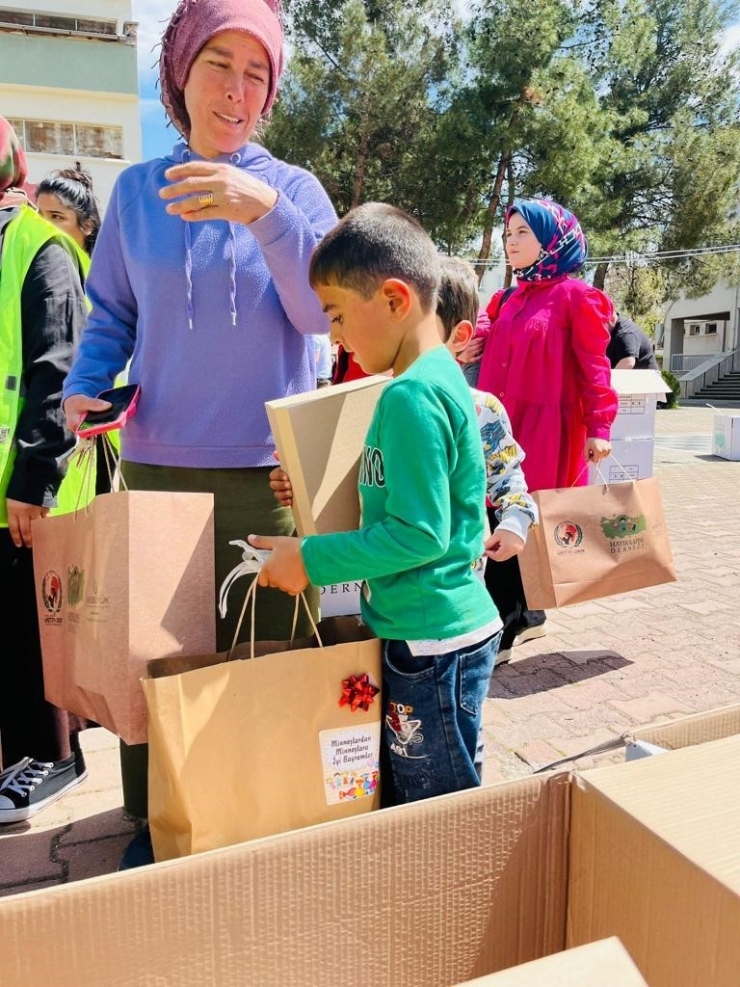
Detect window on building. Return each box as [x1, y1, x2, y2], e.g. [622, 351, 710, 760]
[705, 323, 718, 335]
[687, 324, 701, 336]
[10, 117, 124, 160]
[0, 9, 117, 37]
[0, 10, 33, 25]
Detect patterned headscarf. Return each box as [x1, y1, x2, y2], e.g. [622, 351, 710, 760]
[0, 116, 29, 207]
[505, 198, 587, 281]
[159, 0, 284, 139]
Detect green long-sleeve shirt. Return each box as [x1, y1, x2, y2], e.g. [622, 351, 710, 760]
[302, 346, 497, 641]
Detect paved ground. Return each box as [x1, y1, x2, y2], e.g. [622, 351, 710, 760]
[1, 404, 739, 896]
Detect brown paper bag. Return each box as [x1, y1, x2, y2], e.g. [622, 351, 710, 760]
[518, 477, 676, 609]
[143, 594, 382, 861]
[32, 490, 215, 745]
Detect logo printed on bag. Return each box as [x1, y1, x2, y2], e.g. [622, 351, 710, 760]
[600, 513, 646, 539]
[553, 522, 583, 549]
[67, 565, 84, 608]
[41, 570, 63, 615]
[386, 701, 425, 759]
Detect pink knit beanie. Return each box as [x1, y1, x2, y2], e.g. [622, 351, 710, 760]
[159, 0, 284, 138]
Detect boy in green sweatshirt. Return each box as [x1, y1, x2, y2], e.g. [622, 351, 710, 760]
[249, 203, 501, 804]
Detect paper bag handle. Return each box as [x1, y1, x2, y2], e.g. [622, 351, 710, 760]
[219, 540, 322, 659]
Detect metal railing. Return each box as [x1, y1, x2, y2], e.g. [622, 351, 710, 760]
[671, 353, 727, 374]
[679, 350, 740, 399]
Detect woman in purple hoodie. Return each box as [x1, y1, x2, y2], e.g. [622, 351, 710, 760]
[63, 0, 337, 834]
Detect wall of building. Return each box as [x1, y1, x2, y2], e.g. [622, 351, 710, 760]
[662, 283, 740, 366]
[0, 1, 139, 212]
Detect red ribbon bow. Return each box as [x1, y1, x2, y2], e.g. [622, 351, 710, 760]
[339, 673, 379, 712]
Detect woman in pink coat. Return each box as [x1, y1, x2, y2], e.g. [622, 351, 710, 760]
[464, 197, 618, 656]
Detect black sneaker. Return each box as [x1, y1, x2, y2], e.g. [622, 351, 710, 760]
[0, 754, 87, 824]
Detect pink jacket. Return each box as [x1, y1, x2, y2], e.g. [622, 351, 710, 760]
[476, 275, 618, 491]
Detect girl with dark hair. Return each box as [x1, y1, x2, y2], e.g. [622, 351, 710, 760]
[36, 163, 101, 257]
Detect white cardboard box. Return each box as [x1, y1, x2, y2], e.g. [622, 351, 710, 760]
[712, 412, 740, 460]
[589, 436, 656, 484]
[590, 370, 670, 485]
[608, 369, 670, 441]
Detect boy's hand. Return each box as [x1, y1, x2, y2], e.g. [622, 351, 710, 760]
[484, 528, 525, 562]
[269, 466, 293, 507]
[247, 534, 308, 595]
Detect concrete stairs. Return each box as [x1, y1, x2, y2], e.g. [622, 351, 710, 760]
[694, 371, 740, 401]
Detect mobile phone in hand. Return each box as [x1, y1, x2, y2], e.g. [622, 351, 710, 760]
[75, 384, 141, 437]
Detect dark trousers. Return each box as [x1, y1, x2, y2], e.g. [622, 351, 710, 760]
[0, 529, 80, 766]
[484, 507, 545, 652]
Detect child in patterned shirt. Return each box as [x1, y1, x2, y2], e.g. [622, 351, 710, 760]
[437, 257, 538, 665]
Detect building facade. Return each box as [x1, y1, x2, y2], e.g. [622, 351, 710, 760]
[0, 0, 140, 211]
[662, 283, 740, 373]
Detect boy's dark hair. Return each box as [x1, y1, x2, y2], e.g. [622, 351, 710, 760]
[309, 202, 440, 313]
[36, 162, 101, 255]
[437, 257, 480, 341]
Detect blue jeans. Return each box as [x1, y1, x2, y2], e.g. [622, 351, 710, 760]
[382, 632, 500, 804]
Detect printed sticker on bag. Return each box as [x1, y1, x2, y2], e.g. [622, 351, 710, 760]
[320, 723, 381, 806]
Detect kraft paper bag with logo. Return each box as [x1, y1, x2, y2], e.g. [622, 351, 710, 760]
[32, 489, 216, 745]
[142, 544, 382, 862]
[518, 477, 676, 609]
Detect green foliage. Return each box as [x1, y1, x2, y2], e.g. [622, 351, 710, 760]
[266, 0, 740, 294]
[660, 368, 681, 408]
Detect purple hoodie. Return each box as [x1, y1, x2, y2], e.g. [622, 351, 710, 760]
[63, 141, 337, 468]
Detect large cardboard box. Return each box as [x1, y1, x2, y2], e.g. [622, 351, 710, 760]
[454, 938, 649, 986]
[712, 412, 740, 461]
[2, 704, 739, 987]
[591, 370, 669, 485]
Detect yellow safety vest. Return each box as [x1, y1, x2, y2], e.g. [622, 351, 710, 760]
[0, 205, 93, 525]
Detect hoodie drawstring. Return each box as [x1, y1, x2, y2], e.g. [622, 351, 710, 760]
[228, 223, 238, 327]
[179, 146, 243, 331]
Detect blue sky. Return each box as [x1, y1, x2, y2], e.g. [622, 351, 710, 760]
[132, 2, 740, 162]
[132, 1, 178, 159]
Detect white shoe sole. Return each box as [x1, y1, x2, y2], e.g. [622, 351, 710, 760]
[0, 769, 88, 824]
[496, 648, 513, 665]
[513, 625, 547, 647]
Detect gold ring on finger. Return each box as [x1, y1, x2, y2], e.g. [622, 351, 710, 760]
[198, 191, 215, 209]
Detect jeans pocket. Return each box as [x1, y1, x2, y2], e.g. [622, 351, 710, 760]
[459, 633, 499, 715]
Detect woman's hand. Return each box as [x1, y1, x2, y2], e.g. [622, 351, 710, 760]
[584, 437, 612, 464]
[63, 394, 112, 433]
[160, 161, 278, 226]
[7, 499, 48, 549]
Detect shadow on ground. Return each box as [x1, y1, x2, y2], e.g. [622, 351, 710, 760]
[0, 808, 141, 897]
[489, 650, 632, 700]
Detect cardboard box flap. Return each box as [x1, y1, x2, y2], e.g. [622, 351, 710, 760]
[573, 735, 740, 892]
[629, 702, 740, 750]
[266, 375, 388, 536]
[568, 735, 740, 987]
[610, 369, 670, 396]
[0, 773, 570, 987]
[454, 938, 649, 986]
